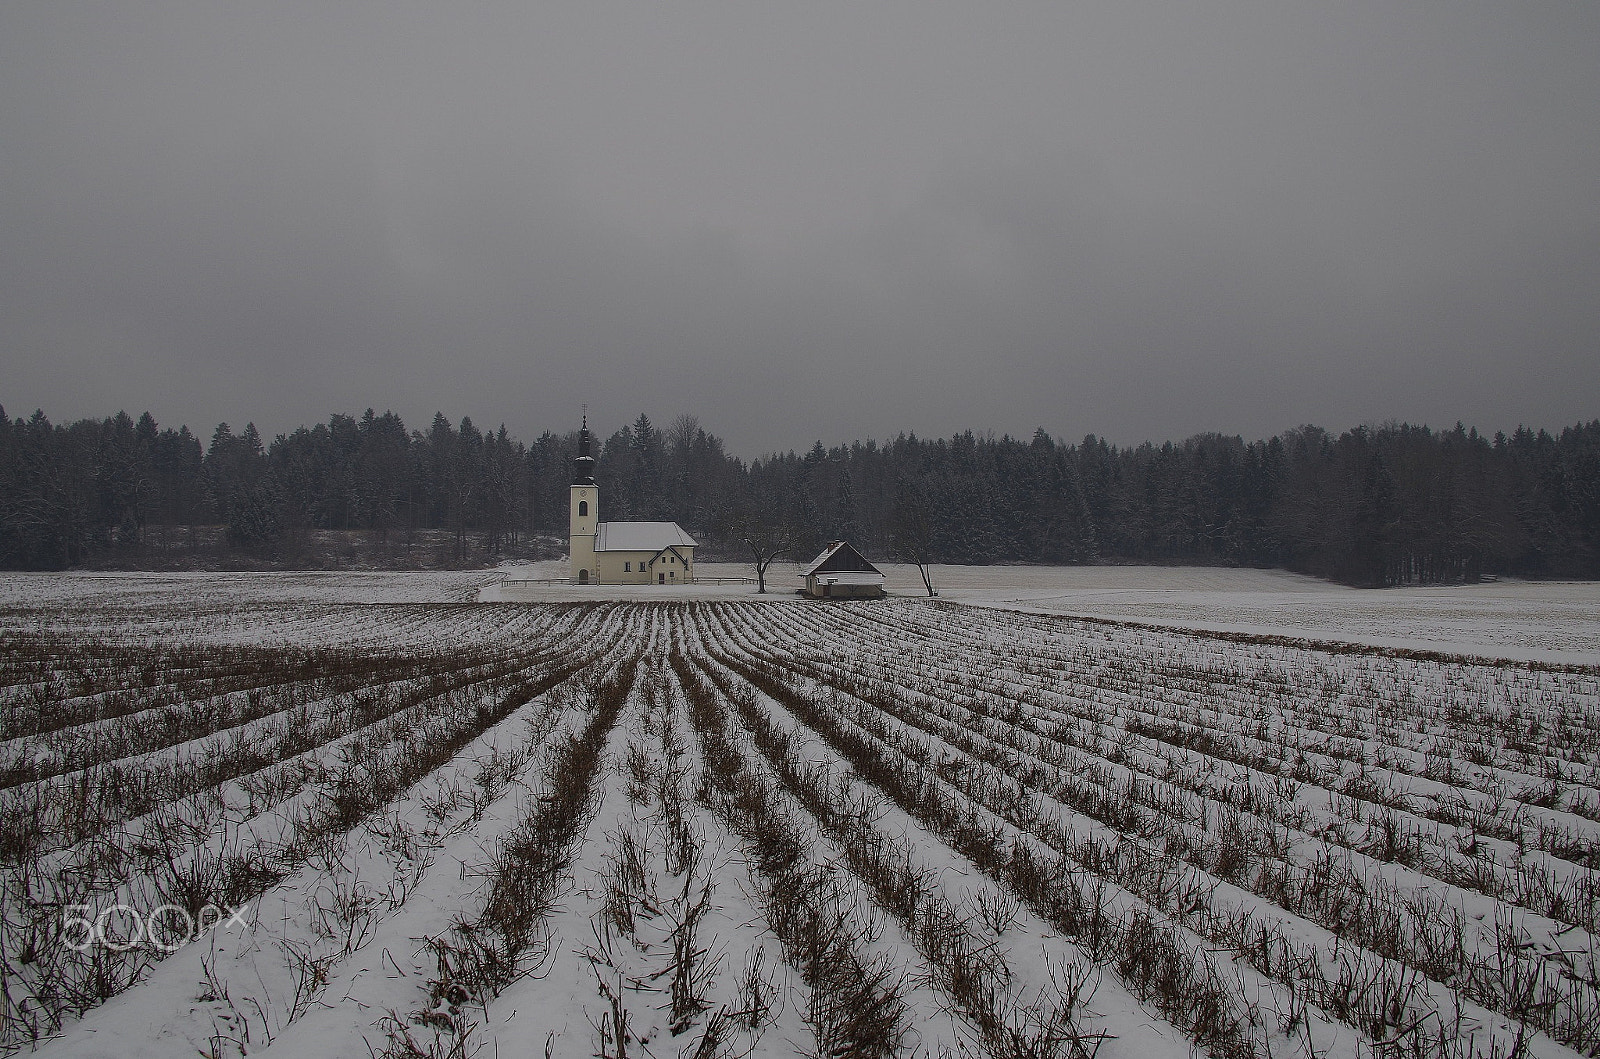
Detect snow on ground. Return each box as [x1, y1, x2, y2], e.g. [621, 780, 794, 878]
[904, 565, 1600, 664]
[6, 563, 1594, 662]
[436, 561, 1600, 666]
[0, 569, 490, 608]
[5, 585, 1600, 1059]
[489, 560, 1600, 665]
[28, 674, 582, 1058]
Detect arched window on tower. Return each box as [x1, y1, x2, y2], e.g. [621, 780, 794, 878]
[578, 501, 588, 516]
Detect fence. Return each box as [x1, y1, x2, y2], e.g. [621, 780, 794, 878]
[490, 575, 759, 587]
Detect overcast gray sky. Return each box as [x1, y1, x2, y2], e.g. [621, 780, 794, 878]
[2, 2, 1597, 455]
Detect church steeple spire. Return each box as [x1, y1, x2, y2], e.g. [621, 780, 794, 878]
[573, 407, 596, 484]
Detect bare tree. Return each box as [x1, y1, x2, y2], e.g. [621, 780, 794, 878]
[737, 514, 791, 594]
[667, 414, 700, 457]
[893, 478, 938, 597]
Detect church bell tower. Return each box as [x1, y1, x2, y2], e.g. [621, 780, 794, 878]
[570, 412, 598, 583]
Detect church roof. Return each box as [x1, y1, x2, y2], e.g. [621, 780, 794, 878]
[800, 540, 881, 576]
[595, 521, 697, 552]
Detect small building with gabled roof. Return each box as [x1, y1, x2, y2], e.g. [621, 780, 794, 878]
[800, 541, 886, 599]
[592, 521, 696, 585]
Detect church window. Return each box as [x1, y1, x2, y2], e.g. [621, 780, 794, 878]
[624, 562, 631, 572]
[578, 501, 588, 516]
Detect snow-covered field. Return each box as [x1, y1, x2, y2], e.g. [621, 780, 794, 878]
[917, 565, 1600, 665]
[6, 564, 1595, 662]
[1, 570, 1598, 1058]
[488, 562, 1600, 663]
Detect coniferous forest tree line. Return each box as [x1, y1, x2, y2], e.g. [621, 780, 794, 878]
[1, 403, 1597, 586]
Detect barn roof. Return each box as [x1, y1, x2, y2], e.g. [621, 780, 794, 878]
[595, 521, 698, 552]
[800, 540, 881, 576]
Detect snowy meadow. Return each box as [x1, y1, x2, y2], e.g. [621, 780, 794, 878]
[0, 570, 1597, 1059]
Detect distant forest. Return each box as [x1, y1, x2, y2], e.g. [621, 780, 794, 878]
[2, 404, 1597, 586]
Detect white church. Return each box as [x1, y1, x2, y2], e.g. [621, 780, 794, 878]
[569, 417, 697, 585]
